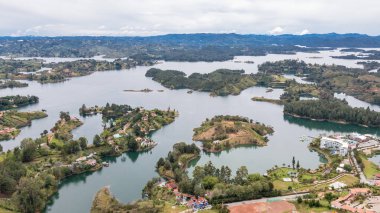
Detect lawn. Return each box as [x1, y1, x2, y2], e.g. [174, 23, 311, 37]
[360, 154, 380, 179]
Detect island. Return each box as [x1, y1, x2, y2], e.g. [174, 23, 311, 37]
[192, 115, 274, 152]
[0, 80, 28, 89]
[0, 95, 39, 110]
[0, 110, 47, 141]
[145, 68, 257, 96]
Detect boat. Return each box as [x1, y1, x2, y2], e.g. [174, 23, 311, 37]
[102, 162, 110, 167]
[121, 156, 126, 162]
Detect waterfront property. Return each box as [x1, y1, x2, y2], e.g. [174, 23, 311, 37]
[320, 136, 349, 156]
[320, 133, 380, 156]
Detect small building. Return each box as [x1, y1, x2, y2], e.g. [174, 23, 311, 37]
[76, 156, 87, 162]
[113, 133, 122, 139]
[283, 178, 292, 182]
[85, 159, 97, 167]
[357, 140, 379, 149]
[329, 181, 347, 190]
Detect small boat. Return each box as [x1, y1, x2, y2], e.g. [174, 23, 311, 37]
[102, 162, 110, 167]
[121, 156, 126, 162]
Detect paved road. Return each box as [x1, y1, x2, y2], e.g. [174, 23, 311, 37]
[226, 192, 309, 207]
[350, 150, 374, 186]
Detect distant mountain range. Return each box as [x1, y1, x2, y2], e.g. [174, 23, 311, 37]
[1, 33, 379, 61]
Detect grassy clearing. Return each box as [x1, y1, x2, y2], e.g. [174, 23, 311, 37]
[359, 153, 380, 179]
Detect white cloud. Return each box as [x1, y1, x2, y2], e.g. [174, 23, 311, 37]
[0, 0, 379, 36]
[299, 29, 310, 35]
[269, 27, 284, 35]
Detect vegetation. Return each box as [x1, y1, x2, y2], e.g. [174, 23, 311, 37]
[357, 61, 380, 71]
[146, 68, 257, 96]
[98, 104, 177, 152]
[1, 34, 379, 61]
[0, 95, 39, 110]
[258, 59, 380, 105]
[0, 80, 28, 89]
[193, 115, 274, 152]
[0, 110, 47, 141]
[354, 150, 380, 179]
[1, 58, 155, 84]
[284, 98, 380, 127]
[0, 59, 42, 76]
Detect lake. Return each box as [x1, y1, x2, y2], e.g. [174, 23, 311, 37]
[0, 49, 379, 213]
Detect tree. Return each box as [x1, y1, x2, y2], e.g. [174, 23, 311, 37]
[93, 134, 101, 147]
[78, 137, 88, 150]
[297, 197, 303, 204]
[324, 192, 336, 204]
[20, 138, 37, 162]
[127, 138, 138, 151]
[59, 111, 71, 122]
[296, 160, 300, 170]
[202, 176, 219, 190]
[292, 156, 295, 169]
[235, 166, 248, 185]
[0, 144, 2, 152]
[14, 178, 45, 213]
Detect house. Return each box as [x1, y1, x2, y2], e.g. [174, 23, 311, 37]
[320, 137, 349, 156]
[329, 181, 347, 190]
[76, 156, 87, 162]
[357, 140, 379, 150]
[283, 178, 292, 182]
[85, 159, 97, 166]
[113, 133, 122, 139]
[350, 133, 368, 142]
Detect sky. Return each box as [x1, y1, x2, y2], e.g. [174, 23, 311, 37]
[0, 0, 379, 36]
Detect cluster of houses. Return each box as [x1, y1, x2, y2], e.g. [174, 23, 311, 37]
[331, 188, 379, 213]
[320, 133, 380, 156]
[136, 137, 157, 148]
[0, 127, 16, 135]
[75, 152, 98, 167]
[158, 180, 211, 211]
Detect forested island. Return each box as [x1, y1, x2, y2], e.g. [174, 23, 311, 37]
[146, 68, 257, 96]
[193, 115, 274, 152]
[145, 68, 287, 96]
[0, 80, 28, 89]
[0, 110, 47, 140]
[0, 95, 39, 110]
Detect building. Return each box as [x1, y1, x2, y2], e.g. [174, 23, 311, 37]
[329, 181, 347, 190]
[320, 137, 349, 156]
[357, 140, 379, 150]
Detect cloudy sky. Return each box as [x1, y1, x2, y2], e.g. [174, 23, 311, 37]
[0, 0, 379, 36]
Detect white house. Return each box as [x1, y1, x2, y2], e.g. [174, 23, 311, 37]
[320, 137, 349, 156]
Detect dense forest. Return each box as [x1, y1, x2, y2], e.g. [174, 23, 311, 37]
[284, 98, 380, 127]
[0, 95, 39, 110]
[1, 34, 379, 60]
[146, 68, 257, 96]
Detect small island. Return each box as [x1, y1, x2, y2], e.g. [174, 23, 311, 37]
[0, 80, 28, 89]
[193, 115, 274, 152]
[0, 95, 39, 110]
